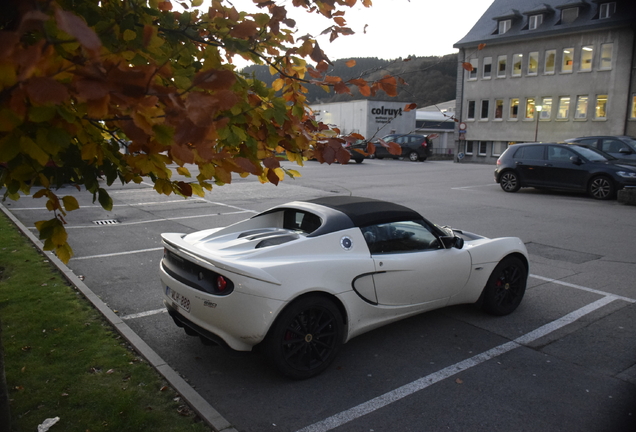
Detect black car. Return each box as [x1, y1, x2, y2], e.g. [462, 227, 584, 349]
[494, 142, 636, 200]
[372, 134, 432, 161]
[342, 142, 365, 164]
[565, 136, 636, 161]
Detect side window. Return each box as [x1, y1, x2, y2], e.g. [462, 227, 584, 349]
[514, 145, 545, 160]
[361, 221, 439, 254]
[577, 138, 598, 146]
[283, 210, 322, 233]
[602, 139, 627, 153]
[547, 146, 575, 161]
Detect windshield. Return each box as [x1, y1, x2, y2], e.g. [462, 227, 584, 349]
[570, 144, 614, 162]
[623, 137, 636, 148]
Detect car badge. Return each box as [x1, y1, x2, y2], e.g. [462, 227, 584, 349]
[340, 236, 353, 250]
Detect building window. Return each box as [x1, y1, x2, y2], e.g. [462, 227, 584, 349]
[529, 14, 543, 30]
[525, 98, 536, 119]
[468, 58, 478, 80]
[483, 57, 492, 79]
[631, 94, 636, 119]
[497, 55, 507, 77]
[499, 19, 512, 34]
[479, 141, 488, 156]
[600, 43, 613, 70]
[510, 98, 519, 119]
[557, 96, 571, 119]
[480, 100, 489, 120]
[495, 99, 504, 119]
[561, 7, 578, 24]
[467, 100, 476, 120]
[580, 46, 593, 71]
[492, 142, 508, 156]
[595, 95, 608, 119]
[540, 97, 552, 119]
[561, 48, 574, 73]
[527, 52, 539, 75]
[599, 2, 616, 19]
[575, 96, 588, 119]
[512, 54, 523, 76]
[465, 141, 474, 155]
[544, 49, 556, 74]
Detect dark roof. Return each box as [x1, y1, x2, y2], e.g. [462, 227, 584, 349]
[454, 0, 636, 48]
[306, 196, 422, 227]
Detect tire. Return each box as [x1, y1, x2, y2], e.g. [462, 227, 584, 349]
[499, 171, 521, 193]
[588, 176, 615, 200]
[408, 151, 419, 162]
[481, 256, 527, 316]
[264, 296, 343, 379]
[355, 158, 363, 164]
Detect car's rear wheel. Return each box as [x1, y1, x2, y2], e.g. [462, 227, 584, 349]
[588, 176, 615, 200]
[264, 296, 343, 379]
[355, 157, 363, 164]
[408, 151, 419, 162]
[499, 171, 521, 192]
[481, 256, 527, 316]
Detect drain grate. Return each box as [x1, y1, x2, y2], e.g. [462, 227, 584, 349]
[92, 219, 120, 225]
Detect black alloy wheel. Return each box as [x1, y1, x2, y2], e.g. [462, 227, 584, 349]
[499, 171, 521, 192]
[481, 256, 527, 316]
[264, 296, 343, 379]
[588, 176, 615, 200]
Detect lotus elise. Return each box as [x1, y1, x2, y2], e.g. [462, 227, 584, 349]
[160, 196, 528, 379]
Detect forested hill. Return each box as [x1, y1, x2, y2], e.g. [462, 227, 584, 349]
[240, 54, 458, 107]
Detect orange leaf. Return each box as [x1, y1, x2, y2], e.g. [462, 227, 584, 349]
[263, 157, 280, 169]
[462, 62, 474, 72]
[378, 76, 397, 97]
[334, 17, 346, 26]
[193, 69, 236, 91]
[310, 41, 331, 65]
[25, 77, 69, 105]
[478, 43, 487, 50]
[54, 8, 101, 55]
[345, 59, 356, 68]
[230, 20, 258, 39]
[176, 181, 193, 197]
[234, 157, 261, 175]
[324, 76, 342, 84]
[158, 1, 173, 11]
[387, 141, 401, 156]
[333, 82, 351, 94]
[404, 103, 417, 112]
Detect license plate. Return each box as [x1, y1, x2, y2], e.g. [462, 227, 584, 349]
[166, 286, 191, 313]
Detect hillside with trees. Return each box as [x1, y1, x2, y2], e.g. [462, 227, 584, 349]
[241, 54, 458, 107]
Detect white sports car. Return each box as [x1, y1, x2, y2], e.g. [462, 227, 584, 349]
[160, 196, 528, 379]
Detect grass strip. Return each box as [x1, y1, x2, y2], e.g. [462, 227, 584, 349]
[0, 212, 211, 432]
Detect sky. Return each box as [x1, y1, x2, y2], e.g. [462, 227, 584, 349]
[190, 0, 495, 63]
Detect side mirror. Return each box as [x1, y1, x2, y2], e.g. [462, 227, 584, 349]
[619, 147, 632, 154]
[440, 236, 464, 249]
[570, 155, 583, 165]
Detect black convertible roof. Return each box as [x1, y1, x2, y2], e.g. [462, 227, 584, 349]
[306, 196, 422, 227]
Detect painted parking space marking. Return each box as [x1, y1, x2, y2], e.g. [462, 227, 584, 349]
[120, 308, 167, 320]
[451, 184, 499, 190]
[530, 273, 635, 303]
[64, 210, 253, 229]
[70, 247, 164, 261]
[9, 198, 209, 211]
[296, 296, 618, 432]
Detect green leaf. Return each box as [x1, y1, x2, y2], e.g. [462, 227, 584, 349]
[97, 188, 113, 211]
[29, 106, 57, 123]
[20, 136, 50, 166]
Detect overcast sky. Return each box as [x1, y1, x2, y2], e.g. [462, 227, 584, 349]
[193, 0, 495, 62]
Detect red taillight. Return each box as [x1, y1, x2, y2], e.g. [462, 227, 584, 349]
[421, 142, 427, 148]
[217, 276, 228, 291]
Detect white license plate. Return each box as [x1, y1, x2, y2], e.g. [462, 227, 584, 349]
[166, 286, 191, 313]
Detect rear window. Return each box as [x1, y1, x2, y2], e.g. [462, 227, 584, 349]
[283, 210, 322, 234]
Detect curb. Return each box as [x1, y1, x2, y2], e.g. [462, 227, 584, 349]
[0, 203, 238, 432]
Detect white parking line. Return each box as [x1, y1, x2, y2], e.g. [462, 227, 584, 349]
[64, 210, 253, 229]
[530, 274, 635, 303]
[451, 184, 499, 190]
[120, 308, 167, 320]
[296, 296, 618, 432]
[9, 198, 208, 211]
[71, 247, 164, 260]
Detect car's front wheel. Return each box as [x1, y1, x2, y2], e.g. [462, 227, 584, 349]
[264, 296, 343, 379]
[481, 256, 527, 316]
[588, 176, 615, 200]
[499, 171, 521, 192]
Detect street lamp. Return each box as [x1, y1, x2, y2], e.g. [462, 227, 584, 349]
[534, 105, 543, 142]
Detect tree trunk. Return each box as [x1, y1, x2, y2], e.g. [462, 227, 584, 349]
[0, 319, 11, 430]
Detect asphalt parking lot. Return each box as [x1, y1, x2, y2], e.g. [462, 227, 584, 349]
[3, 158, 636, 432]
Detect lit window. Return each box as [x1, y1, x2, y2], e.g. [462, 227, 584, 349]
[599, 2, 616, 19]
[557, 96, 570, 119]
[580, 46, 593, 71]
[544, 49, 556, 74]
[467, 101, 476, 120]
[480, 100, 489, 120]
[497, 55, 507, 77]
[525, 98, 536, 119]
[595, 95, 608, 119]
[540, 97, 552, 119]
[528, 52, 539, 75]
[561, 7, 578, 24]
[512, 54, 523, 76]
[499, 19, 512, 34]
[468, 58, 478, 80]
[529, 14, 543, 30]
[494, 99, 504, 119]
[510, 98, 519, 119]
[561, 48, 574, 73]
[600, 43, 613, 69]
[483, 57, 492, 79]
[631, 94, 636, 119]
[575, 96, 588, 119]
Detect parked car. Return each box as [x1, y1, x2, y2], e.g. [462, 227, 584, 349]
[565, 136, 636, 161]
[495, 142, 636, 200]
[342, 141, 364, 163]
[160, 196, 528, 379]
[373, 134, 432, 161]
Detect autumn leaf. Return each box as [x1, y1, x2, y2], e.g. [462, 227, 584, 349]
[404, 103, 417, 112]
[462, 62, 474, 72]
[345, 59, 356, 67]
[54, 8, 102, 55]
